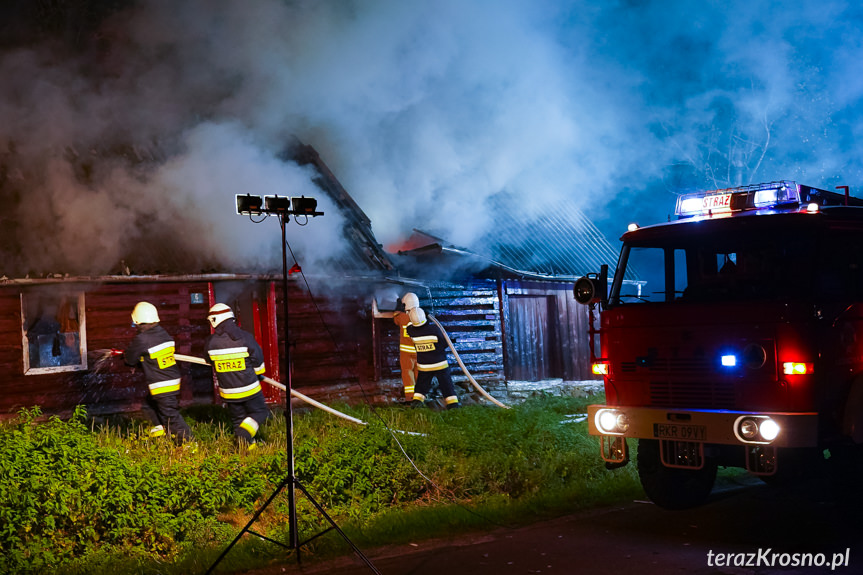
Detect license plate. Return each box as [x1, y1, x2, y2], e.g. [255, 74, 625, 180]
[653, 423, 706, 441]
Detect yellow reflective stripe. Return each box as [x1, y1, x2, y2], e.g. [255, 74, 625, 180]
[418, 361, 449, 371]
[412, 336, 437, 344]
[254, 362, 266, 375]
[412, 393, 426, 401]
[149, 378, 181, 395]
[399, 344, 417, 353]
[404, 385, 415, 393]
[149, 425, 165, 437]
[240, 417, 259, 437]
[219, 381, 262, 399]
[445, 395, 459, 405]
[209, 350, 249, 361]
[149, 341, 177, 368]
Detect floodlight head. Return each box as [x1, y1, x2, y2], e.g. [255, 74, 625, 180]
[236, 194, 263, 215]
[265, 195, 291, 213]
[291, 196, 318, 215]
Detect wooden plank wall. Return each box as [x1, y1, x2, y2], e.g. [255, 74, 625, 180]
[280, 280, 369, 397]
[502, 280, 598, 382]
[373, 279, 506, 399]
[0, 276, 599, 418]
[0, 282, 214, 419]
[428, 280, 506, 388]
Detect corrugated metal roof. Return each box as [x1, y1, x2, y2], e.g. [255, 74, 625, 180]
[399, 199, 630, 281]
[476, 200, 622, 278]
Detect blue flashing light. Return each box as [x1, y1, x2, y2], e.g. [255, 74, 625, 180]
[675, 181, 801, 218]
[721, 354, 737, 367]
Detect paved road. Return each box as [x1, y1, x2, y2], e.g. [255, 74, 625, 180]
[241, 475, 862, 575]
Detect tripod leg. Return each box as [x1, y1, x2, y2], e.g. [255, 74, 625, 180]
[294, 479, 382, 575]
[205, 474, 294, 574]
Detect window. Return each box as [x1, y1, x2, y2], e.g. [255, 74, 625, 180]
[21, 291, 87, 374]
[611, 232, 814, 305]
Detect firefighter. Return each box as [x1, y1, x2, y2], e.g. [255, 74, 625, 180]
[402, 293, 460, 409]
[123, 301, 194, 443]
[393, 305, 418, 401]
[204, 303, 270, 451]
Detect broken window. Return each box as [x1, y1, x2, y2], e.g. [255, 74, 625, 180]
[21, 291, 87, 374]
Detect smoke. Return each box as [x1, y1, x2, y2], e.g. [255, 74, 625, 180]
[1, 0, 862, 276]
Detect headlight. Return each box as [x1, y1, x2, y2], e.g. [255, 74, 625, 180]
[734, 416, 781, 444]
[759, 419, 781, 441]
[595, 409, 629, 435]
[739, 418, 759, 439]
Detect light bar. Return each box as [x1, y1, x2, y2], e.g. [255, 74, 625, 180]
[235, 194, 324, 218]
[675, 181, 801, 217]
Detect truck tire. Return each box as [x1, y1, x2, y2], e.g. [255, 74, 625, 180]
[636, 438, 717, 510]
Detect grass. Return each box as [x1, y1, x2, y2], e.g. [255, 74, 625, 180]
[0, 394, 644, 574]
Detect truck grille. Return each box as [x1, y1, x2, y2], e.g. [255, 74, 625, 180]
[648, 380, 736, 410]
[621, 357, 712, 374]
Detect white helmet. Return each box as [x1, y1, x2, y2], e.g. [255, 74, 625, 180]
[207, 303, 235, 328]
[402, 292, 420, 311]
[408, 306, 426, 326]
[131, 302, 160, 325]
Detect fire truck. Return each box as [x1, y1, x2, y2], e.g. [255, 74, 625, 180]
[574, 181, 863, 509]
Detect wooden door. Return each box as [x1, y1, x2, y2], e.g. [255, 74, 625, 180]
[505, 295, 558, 381]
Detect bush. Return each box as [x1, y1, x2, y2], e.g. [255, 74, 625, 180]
[0, 395, 640, 574]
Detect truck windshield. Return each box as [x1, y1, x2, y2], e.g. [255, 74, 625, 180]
[610, 232, 816, 305]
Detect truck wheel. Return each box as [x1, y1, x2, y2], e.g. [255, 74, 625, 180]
[636, 439, 717, 510]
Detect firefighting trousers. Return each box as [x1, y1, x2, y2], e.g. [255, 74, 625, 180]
[413, 368, 459, 406]
[226, 392, 270, 445]
[149, 394, 194, 442]
[399, 352, 418, 398]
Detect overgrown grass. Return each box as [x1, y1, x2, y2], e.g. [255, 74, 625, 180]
[0, 395, 643, 574]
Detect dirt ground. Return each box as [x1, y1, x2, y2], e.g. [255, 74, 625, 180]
[235, 475, 862, 575]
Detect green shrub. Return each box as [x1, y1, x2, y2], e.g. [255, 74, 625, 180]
[0, 395, 640, 574]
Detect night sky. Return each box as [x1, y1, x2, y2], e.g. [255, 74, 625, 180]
[0, 0, 860, 277]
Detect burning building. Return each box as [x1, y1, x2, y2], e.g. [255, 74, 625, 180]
[0, 136, 626, 419]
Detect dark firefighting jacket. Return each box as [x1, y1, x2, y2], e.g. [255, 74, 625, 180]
[406, 319, 449, 372]
[124, 324, 182, 396]
[204, 320, 266, 402]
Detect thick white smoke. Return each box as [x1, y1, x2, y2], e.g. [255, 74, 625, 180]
[1, 0, 862, 275]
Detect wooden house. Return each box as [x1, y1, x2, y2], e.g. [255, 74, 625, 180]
[0, 140, 630, 418]
[0, 142, 399, 419]
[385, 198, 641, 396]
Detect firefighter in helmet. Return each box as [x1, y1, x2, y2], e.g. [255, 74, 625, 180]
[402, 293, 460, 409]
[393, 302, 418, 402]
[123, 301, 194, 442]
[204, 303, 270, 451]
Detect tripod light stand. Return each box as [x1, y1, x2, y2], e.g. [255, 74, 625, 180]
[205, 195, 379, 574]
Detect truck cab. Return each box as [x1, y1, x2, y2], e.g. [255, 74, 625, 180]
[577, 181, 863, 509]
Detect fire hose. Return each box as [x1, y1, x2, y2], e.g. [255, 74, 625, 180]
[427, 315, 510, 409]
[173, 354, 423, 435]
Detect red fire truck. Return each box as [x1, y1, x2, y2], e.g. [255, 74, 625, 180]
[574, 181, 863, 509]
